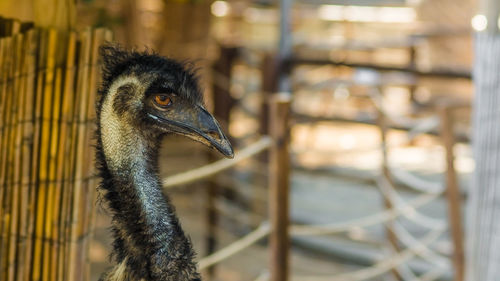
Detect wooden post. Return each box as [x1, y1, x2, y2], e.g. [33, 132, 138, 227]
[376, 109, 403, 281]
[260, 54, 279, 137]
[269, 93, 291, 281]
[204, 45, 238, 278]
[212, 45, 238, 134]
[439, 106, 464, 281]
[408, 45, 418, 109]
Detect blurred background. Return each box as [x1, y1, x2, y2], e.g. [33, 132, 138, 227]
[1, 0, 499, 281]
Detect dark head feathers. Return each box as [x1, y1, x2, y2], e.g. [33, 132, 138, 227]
[98, 43, 204, 108]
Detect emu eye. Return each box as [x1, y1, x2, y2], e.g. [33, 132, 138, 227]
[154, 94, 172, 108]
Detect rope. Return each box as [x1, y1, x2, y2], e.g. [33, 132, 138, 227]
[198, 223, 270, 270]
[389, 166, 444, 194]
[389, 243, 418, 281]
[253, 271, 270, 281]
[408, 267, 446, 281]
[370, 88, 440, 138]
[255, 264, 445, 281]
[218, 174, 268, 203]
[377, 176, 450, 272]
[293, 227, 444, 281]
[289, 191, 440, 236]
[377, 176, 446, 230]
[407, 116, 440, 141]
[393, 222, 450, 269]
[214, 198, 265, 226]
[163, 136, 272, 188]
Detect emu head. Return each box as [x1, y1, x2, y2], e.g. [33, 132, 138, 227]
[97, 45, 233, 164]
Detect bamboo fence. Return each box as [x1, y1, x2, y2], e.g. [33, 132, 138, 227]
[0, 17, 112, 281]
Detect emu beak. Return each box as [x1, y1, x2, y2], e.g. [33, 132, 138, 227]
[185, 106, 234, 158]
[150, 104, 234, 158]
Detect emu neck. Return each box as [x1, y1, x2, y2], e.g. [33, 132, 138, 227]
[98, 83, 200, 280]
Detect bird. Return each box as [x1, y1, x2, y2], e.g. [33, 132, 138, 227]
[95, 44, 234, 281]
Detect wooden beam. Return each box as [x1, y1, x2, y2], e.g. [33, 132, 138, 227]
[269, 93, 291, 281]
[439, 106, 464, 281]
[288, 57, 472, 79]
[204, 45, 238, 279]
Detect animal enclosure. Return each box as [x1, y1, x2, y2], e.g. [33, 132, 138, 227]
[0, 0, 483, 280]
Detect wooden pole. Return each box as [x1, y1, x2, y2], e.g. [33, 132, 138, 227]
[204, 45, 237, 278]
[259, 54, 279, 137]
[268, 93, 291, 281]
[212, 45, 237, 135]
[439, 106, 464, 281]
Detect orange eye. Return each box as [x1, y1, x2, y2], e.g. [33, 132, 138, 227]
[154, 95, 172, 107]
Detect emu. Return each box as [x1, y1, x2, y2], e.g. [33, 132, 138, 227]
[96, 45, 233, 281]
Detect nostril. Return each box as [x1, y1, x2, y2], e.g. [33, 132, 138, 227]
[207, 130, 220, 140]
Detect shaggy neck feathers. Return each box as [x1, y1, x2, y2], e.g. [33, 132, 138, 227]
[97, 77, 200, 281]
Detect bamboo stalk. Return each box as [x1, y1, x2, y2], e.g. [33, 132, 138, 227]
[40, 29, 59, 281]
[45, 29, 70, 281]
[0, 38, 7, 281]
[3, 33, 18, 281]
[14, 34, 27, 278]
[56, 31, 77, 281]
[62, 36, 83, 281]
[31, 28, 55, 281]
[0, 37, 14, 281]
[0, 40, 5, 222]
[61, 31, 81, 281]
[17, 28, 38, 281]
[45, 63, 64, 281]
[14, 30, 30, 281]
[0, 38, 9, 281]
[80, 28, 112, 281]
[80, 28, 99, 265]
[39, 29, 57, 281]
[67, 27, 92, 281]
[7, 32, 25, 281]
[0, 38, 5, 198]
[4, 31, 21, 281]
[24, 29, 42, 281]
